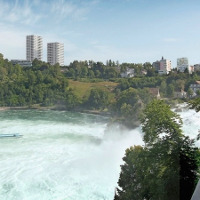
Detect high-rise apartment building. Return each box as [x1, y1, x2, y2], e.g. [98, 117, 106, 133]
[26, 35, 43, 61]
[177, 57, 189, 72]
[47, 42, 64, 66]
[153, 57, 171, 74]
[159, 57, 171, 74]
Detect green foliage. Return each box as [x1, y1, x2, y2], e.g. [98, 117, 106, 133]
[160, 80, 167, 96]
[111, 88, 153, 128]
[116, 70, 200, 99]
[0, 57, 72, 107]
[65, 89, 80, 109]
[141, 100, 182, 144]
[117, 76, 163, 91]
[175, 79, 185, 91]
[115, 100, 200, 200]
[65, 60, 120, 79]
[187, 88, 194, 98]
[114, 146, 148, 200]
[189, 98, 200, 112]
[180, 137, 200, 199]
[86, 88, 110, 110]
[166, 83, 175, 97]
[116, 88, 139, 109]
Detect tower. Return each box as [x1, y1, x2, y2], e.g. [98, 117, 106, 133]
[47, 42, 64, 66]
[177, 57, 189, 72]
[26, 35, 43, 61]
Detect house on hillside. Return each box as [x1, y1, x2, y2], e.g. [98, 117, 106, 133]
[177, 57, 189, 73]
[141, 70, 147, 75]
[148, 88, 160, 99]
[190, 81, 200, 95]
[189, 65, 194, 74]
[11, 60, 32, 67]
[174, 89, 187, 98]
[120, 68, 134, 78]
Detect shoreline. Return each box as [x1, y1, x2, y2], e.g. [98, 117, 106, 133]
[0, 106, 49, 111]
[0, 106, 112, 117]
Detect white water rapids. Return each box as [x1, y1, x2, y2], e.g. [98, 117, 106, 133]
[0, 108, 199, 200]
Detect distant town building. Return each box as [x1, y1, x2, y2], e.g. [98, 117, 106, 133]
[141, 69, 147, 75]
[174, 89, 187, 98]
[26, 35, 43, 61]
[194, 64, 200, 72]
[148, 88, 160, 99]
[190, 81, 200, 94]
[152, 57, 171, 74]
[11, 60, 32, 67]
[189, 65, 194, 73]
[47, 42, 64, 66]
[158, 57, 171, 74]
[120, 68, 134, 78]
[177, 57, 189, 72]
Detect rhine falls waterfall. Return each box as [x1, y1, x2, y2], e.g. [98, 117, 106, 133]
[0, 108, 199, 200]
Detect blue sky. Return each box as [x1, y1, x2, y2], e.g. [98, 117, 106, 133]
[0, 0, 200, 67]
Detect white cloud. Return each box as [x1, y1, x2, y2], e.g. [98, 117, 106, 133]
[50, 0, 89, 21]
[0, 0, 44, 26]
[0, 0, 92, 28]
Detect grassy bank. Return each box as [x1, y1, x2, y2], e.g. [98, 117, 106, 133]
[68, 79, 118, 99]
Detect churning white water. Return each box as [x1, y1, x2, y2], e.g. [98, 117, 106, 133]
[0, 110, 143, 200]
[0, 108, 199, 200]
[179, 107, 200, 147]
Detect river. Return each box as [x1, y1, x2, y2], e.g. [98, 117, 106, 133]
[0, 108, 199, 200]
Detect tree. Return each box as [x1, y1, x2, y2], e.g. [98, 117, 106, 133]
[187, 88, 194, 98]
[146, 68, 156, 77]
[175, 79, 185, 91]
[88, 70, 95, 78]
[65, 89, 80, 109]
[196, 90, 200, 96]
[115, 100, 200, 200]
[116, 88, 139, 110]
[81, 66, 88, 78]
[166, 83, 175, 98]
[67, 68, 76, 78]
[141, 100, 182, 145]
[0, 53, 4, 66]
[120, 103, 133, 117]
[180, 137, 200, 200]
[117, 79, 130, 90]
[114, 146, 149, 200]
[160, 80, 167, 96]
[189, 98, 200, 112]
[87, 89, 109, 110]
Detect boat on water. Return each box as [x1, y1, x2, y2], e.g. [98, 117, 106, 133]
[0, 133, 23, 138]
